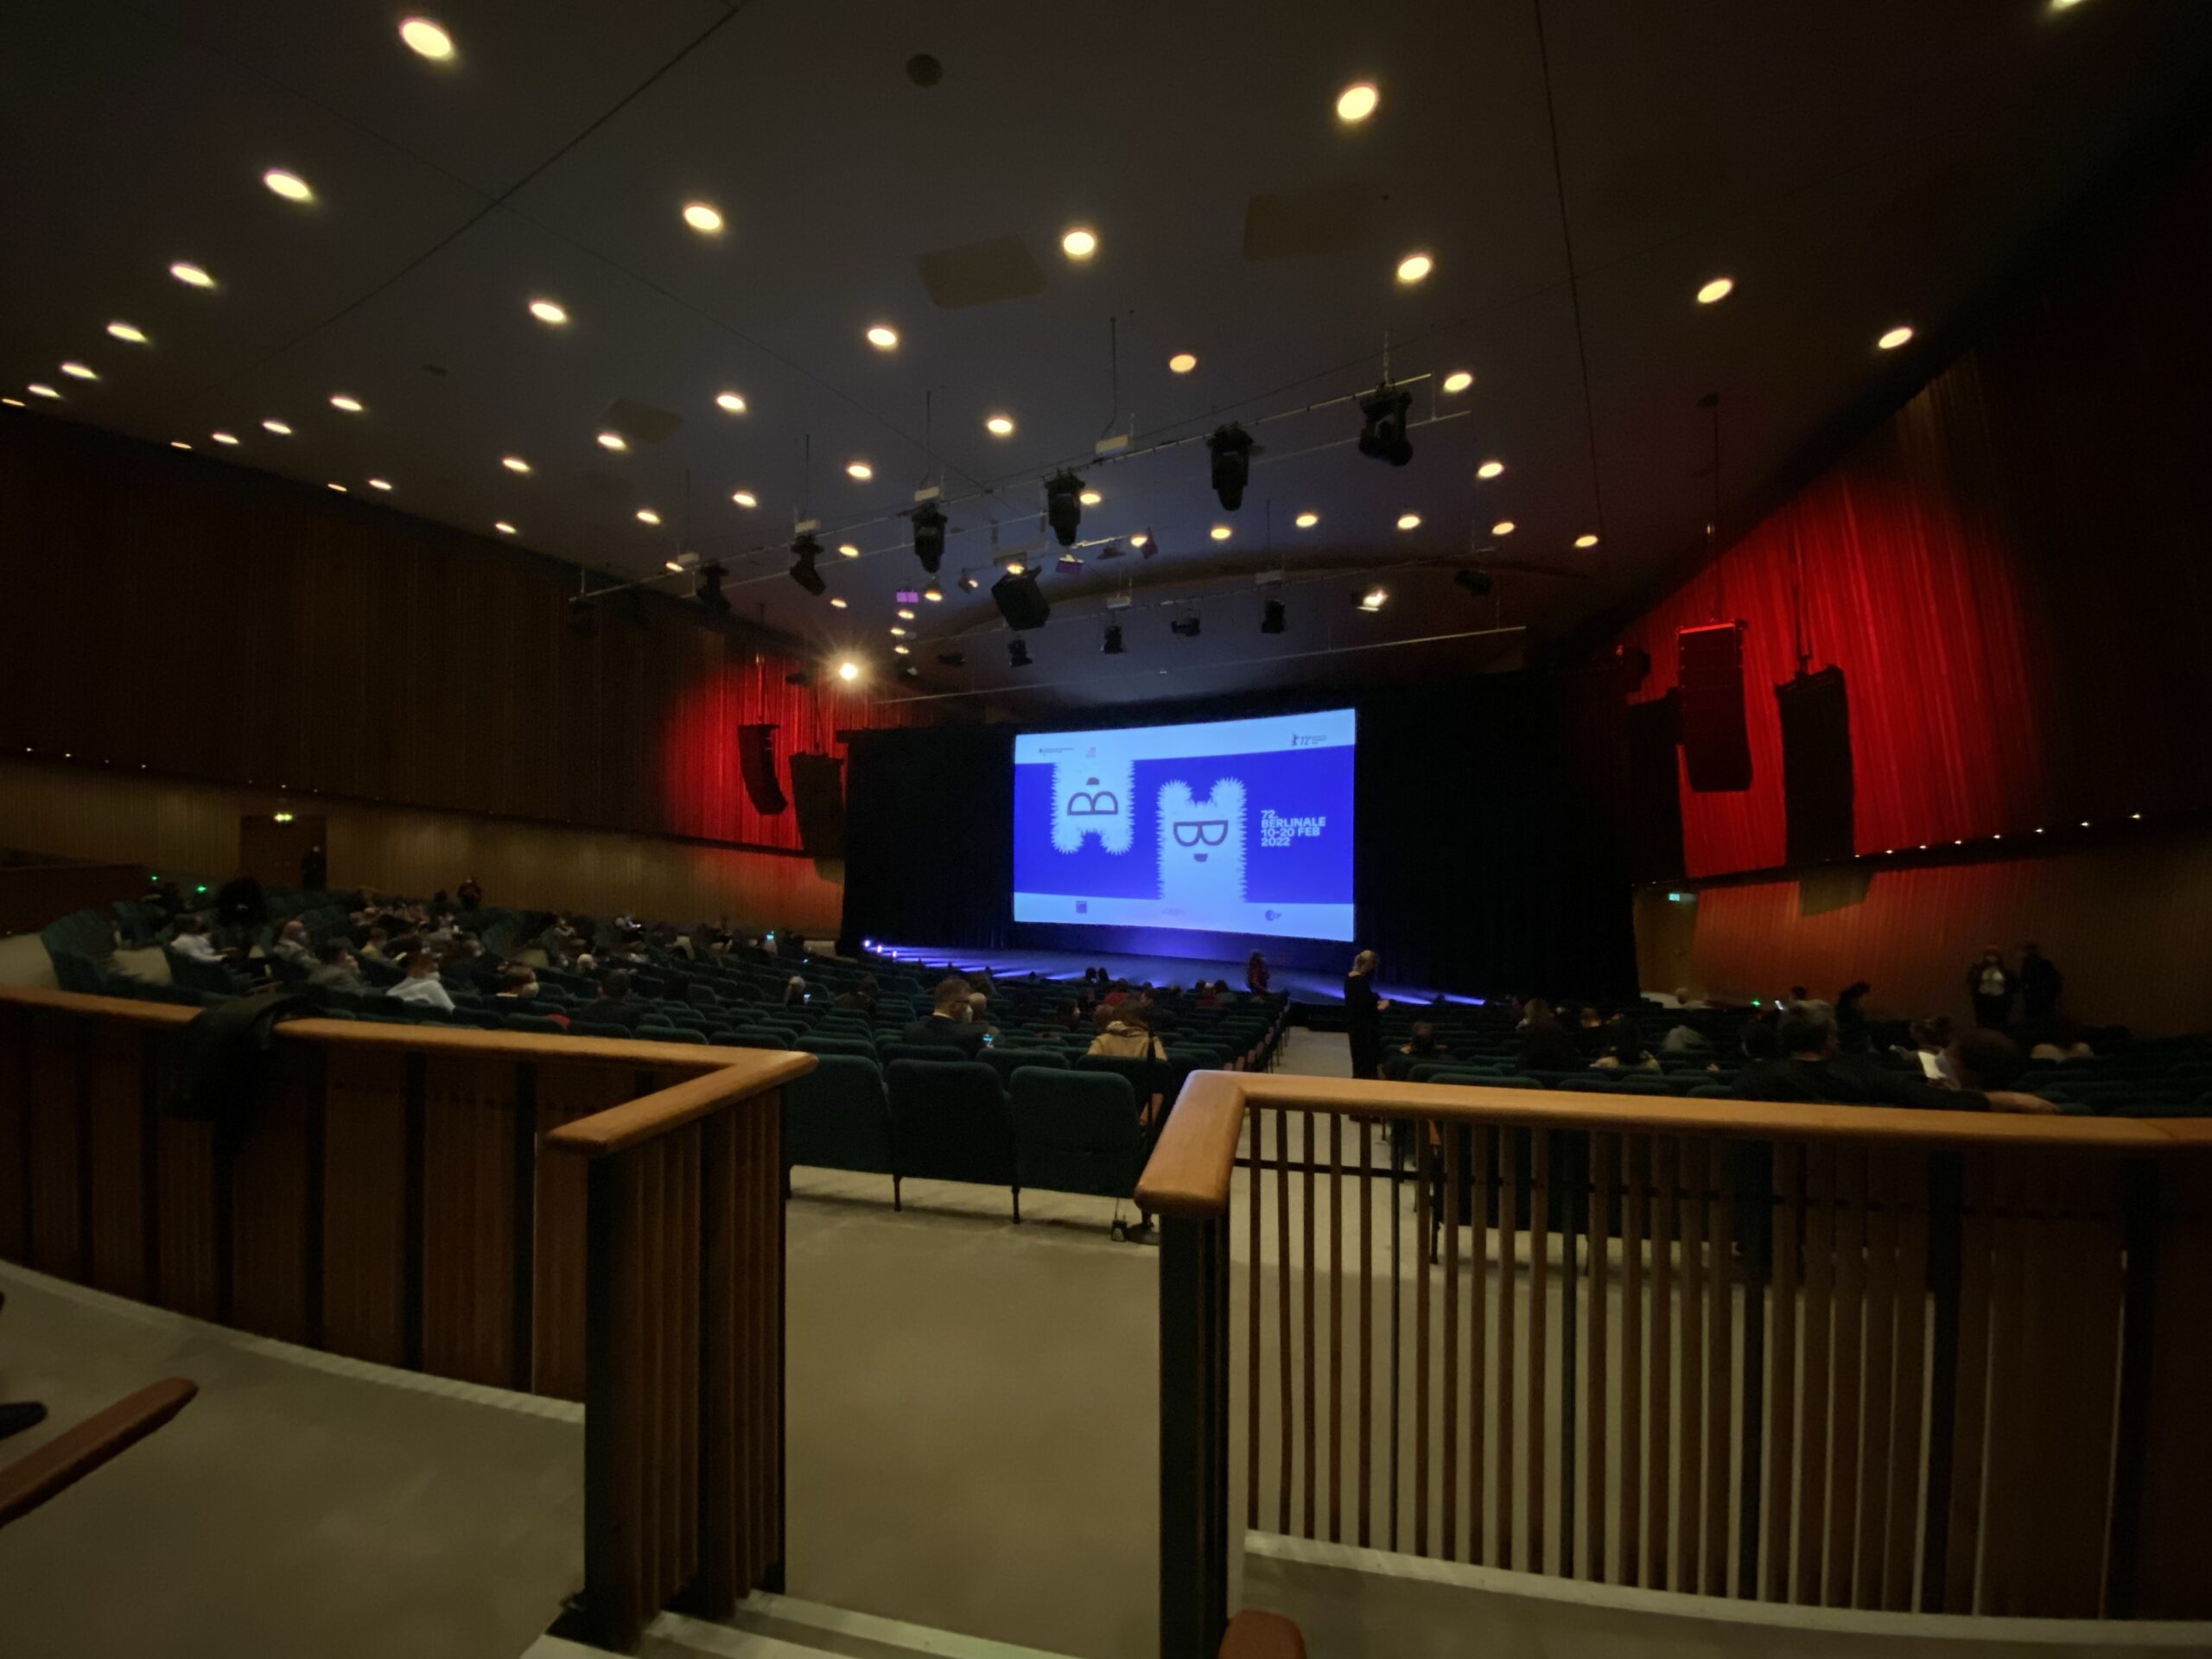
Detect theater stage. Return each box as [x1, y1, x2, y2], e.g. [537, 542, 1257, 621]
[858, 941, 1484, 1007]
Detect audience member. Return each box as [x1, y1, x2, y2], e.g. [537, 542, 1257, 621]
[1967, 945, 2015, 1030]
[457, 875, 484, 912]
[170, 916, 225, 963]
[1592, 1018, 1662, 1073]
[1102, 979, 1131, 1008]
[1738, 1013, 1781, 1064]
[835, 976, 879, 1014]
[386, 954, 455, 1012]
[2018, 943, 2063, 1025]
[782, 975, 809, 1007]
[1835, 981, 1872, 1050]
[901, 977, 988, 1055]
[1193, 981, 1223, 1010]
[1518, 1012, 1581, 1072]
[1246, 952, 1271, 995]
[1089, 1001, 1168, 1062]
[358, 925, 395, 965]
[1400, 1020, 1448, 1059]
[1659, 1015, 1711, 1057]
[300, 844, 327, 892]
[270, 918, 315, 969]
[496, 966, 543, 1001]
[1054, 998, 1086, 1032]
[593, 970, 644, 1026]
[1344, 949, 1390, 1080]
[307, 939, 365, 993]
[1736, 1002, 2053, 1113]
[1945, 1027, 2030, 1092]
[2028, 1021, 2095, 1063]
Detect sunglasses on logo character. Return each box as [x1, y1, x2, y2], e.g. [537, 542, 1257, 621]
[1172, 820, 1230, 849]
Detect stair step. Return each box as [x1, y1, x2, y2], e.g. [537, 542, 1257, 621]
[524, 1594, 1079, 1659]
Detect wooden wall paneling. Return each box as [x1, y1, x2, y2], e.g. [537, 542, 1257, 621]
[0, 1007, 30, 1260]
[154, 1109, 219, 1321]
[1494, 1128, 1519, 1572]
[1940, 1151, 1996, 1613]
[1527, 1131, 1551, 1576]
[1764, 1142, 1802, 1604]
[1795, 1143, 1835, 1606]
[2130, 1156, 2212, 1618]
[1882, 1149, 1930, 1613]
[533, 1059, 636, 1400]
[25, 1010, 86, 1279]
[1466, 1125, 1491, 1569]
[1823, 1146, 1867, 1609]
[1702, 1138, 1732, 1599]
[1855, 1147, 1902, 1611]
[1675, 1136, 1706, 1595]
[1301, 1111, 1318, 1543]
[226, 1040, 319, 1343]
[418, 1052, 526, 1387]
[1644, 1136, 1674, 1590]
[1583, 1133, 1612, 1585]
[84, 1019, 150, 1299]
[319, 1045, 411, 1368]
[1978, 1154, 2034, 1615]
[1620, 1136, 1645, 1589]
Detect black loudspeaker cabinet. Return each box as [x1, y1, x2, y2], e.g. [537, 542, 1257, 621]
[991, 569, 1051, 631]
[1675, 621, 1752, 792]
[736, 723, 788, 816]
[1777, 666, 1854, 865]
[787, 752, 847, 859]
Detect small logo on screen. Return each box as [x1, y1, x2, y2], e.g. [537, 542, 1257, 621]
[1264, 909, 1281, 921]
[1290, 733, 1327, 747]
[1075, 900, 1087, 914]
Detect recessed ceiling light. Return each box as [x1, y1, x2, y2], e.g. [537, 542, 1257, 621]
[596, 430, 627, 451]
[330, 392, 363, 412]
[1697, 276, 1734, 305]
[866, 325, 899, 350]
[107, 321, 148, 344]
[837, 543, 860, 558]
[1168, 352, 1198, 374]
[1477, 460, 1503, 480]
[897, 607, 915, 620]
[263, 168, 314, 203]
[367, 478, 392, 491]
[0, 396, 20, 408]
[502, 455, 531, 474]
[683, 201, 724, 234]
[893, 645, 911, 656]
[262, 418, 292, 435]
[1492, 519, 1516, 536]
[829, 596, 849, 609]
[27, 383, 60, 398]
[730, 490, 757, 508]
[1337, 82, 1380, 123]
[1359, 587, 1389, 612]
[664, 559, 684, 573]
[399, 16, 454, 60]
[986, 414, 1015, 435]
[165, 436, 187, 446]
[1574, 533, 1600, 549]
[1877, 325, 1914, 350]
[528, 299, 568, 326]
[1442, 371, 1473, 393]
[59, 361, 96, 380]
[1061, 226, 1098, 260]
[211, 430, 238, 444]
[170, 261, 215, 288]
[1079, 489, 1102, 506]
[1395, 512, 1421, 531]
[715, 391, 747, 414]
[636, 507, 661, 525]
[327, 481, 346, 493]
[1004, 559, 1026, 575]
[889, 626, 906, 637]
[493, 521, 517, 535]
[1210, 524, 1231, 542]
[924, 585, 943, 601]
[1395, 251, 1433, 285]
[1294, 512, 1319, 529]
[847, 461, 873, 480]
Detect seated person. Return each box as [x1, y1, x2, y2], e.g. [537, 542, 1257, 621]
[1089, 1001, 1168, 1062]
[270, 918, 315, 969]
[169, 915, 226, 963]
[385, 953, 455, 1012]
[1659, 1016, 1712, 1057]
[1946, 1027, 2031, 1091]
[782, 975, 810, 1007]
[899, 977, 988, 1055]
[834, 975, 879, 1014]
[495, 965, 543, 1001]
[307, 939, 366, 993]
[2026, 1020, 2095, 1064]
[1591, 1019, 1662, 1073]
[1516, 1014, 1583, 1073]
[1736, 1002, 2053, 1113]
[1053, 998, 1087, 1031]
[1400, 1020, 1449, 1059]
[591, 969, 645, 1026]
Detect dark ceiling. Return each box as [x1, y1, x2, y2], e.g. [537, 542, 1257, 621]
[6, 0, 2210, 708]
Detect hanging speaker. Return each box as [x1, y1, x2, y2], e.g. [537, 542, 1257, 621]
[736, 723, 788, 816]
[1675, 621, 1751, 792]
[1777, 667, 1854, 865]
[787, 753, 847, 859]
[1624, 692, 1687, 883]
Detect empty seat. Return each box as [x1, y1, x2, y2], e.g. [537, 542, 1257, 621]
[1008, 1068, 1145, 1211]
[798, 1034, 880, 1062]
[785, 1056, 894, 1185]
[982, 1046, 1069, 1089]
[885, 1059, 1018, 1217]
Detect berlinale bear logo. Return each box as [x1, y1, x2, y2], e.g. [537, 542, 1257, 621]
[1051, 758, 1135, 854]
[1158, 778, 1246, 910]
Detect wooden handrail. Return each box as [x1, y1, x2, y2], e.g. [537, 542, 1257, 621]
[543, 1052, 816, 1158]
[1136, 1071, 2210, 1219]
[0, 1378, 199, 1529]
[1217, 1611, 1305, 1659]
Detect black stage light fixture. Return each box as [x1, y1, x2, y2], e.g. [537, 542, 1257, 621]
[1008, 639, 1033, 669]
[958, 570, 981, 592]
[922, 580, 944, 603]
[1357, 381, 1414, 467]
[788, 534, 824, 596]
[1045, 471, 1084, 546]
[1171, 613, 1202, 639]
[937, 650, 966, 668]
[910, 502, 947, 573]
[1208, 424, 1254, 511]
[991, 567, 1051, 630]
[1453, 568, 1494, 598]
[1103, 623, 1125, 655]
[696, 562, 731, 614]
[1261, 598, 1286, 634]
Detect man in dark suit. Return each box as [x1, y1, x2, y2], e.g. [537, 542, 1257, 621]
[592, 969, 650, 1028]
[899, 976, 988, 1056]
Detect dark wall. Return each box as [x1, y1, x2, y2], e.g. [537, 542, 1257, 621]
[839, 674, 1639, 998]
[0, 416, 920, 854]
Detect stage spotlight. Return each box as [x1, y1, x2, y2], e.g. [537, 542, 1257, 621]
[1261, 599, 1286, 634]
[922, 581, 943, 602]
[938, 650, 966, 667]
[1357, 381, 1414, 467]
[910, 501, 947, 573]
[1103, 623, 1125, 655]
[1045, 471, 1084, 546]
[1207, 424, 1254, 511]
[959, 570, 981, 592]
[566, 596, 597, 637]
[1453, 568, 1494, 598]
[788, 534, 825, 595]
[1008, 639, 1033, 669]
[1170, 614, 1202, 639]
[696, 563, 731, 614]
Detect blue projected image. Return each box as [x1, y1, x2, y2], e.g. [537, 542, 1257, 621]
[1012, 709, 1355, 942]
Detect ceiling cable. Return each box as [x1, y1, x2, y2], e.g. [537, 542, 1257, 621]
[1530, 0, 1609, 546]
